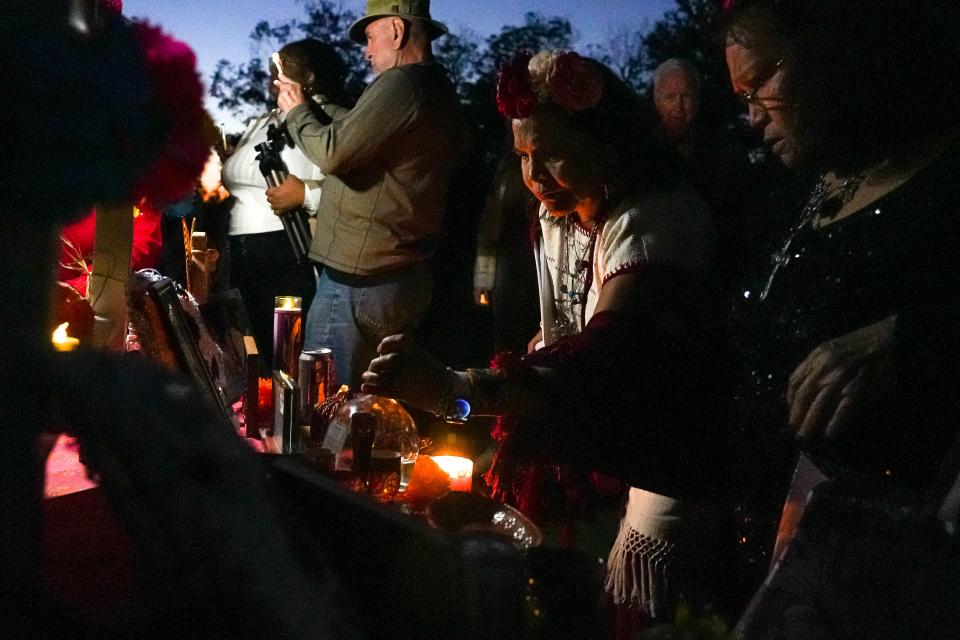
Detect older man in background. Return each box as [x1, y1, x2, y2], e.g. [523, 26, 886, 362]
[654, 58, 702, 157]
[653, 58, 764, 294]
[276, 0, 467, 389]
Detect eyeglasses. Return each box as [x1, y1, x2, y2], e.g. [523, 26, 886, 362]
[736, 59, 784, 111]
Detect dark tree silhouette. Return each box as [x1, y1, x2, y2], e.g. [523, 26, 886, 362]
[209, 19, 294, 121]
[480, 12, 574, 77]
[433, 29, 484, 98]
[588, 24, 650, 93]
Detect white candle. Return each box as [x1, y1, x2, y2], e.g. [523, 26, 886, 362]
[432, 456, 473, 492]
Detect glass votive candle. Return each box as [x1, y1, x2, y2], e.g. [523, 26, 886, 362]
[273, 296, 302, 376]
[432, 456, 474, 492]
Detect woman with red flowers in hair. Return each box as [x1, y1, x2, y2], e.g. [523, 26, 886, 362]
[362, 50, 723, 631]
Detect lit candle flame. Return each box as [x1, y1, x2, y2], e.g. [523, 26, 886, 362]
[432, 455, 473, 492]
[275, 296, 301, 311]
[51, 322, 80, 352]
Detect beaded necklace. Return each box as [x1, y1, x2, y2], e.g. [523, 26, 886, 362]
[554, 213, 600, 337]
[759, 170, 867, 301]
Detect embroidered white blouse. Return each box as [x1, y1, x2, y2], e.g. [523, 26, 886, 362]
[534, 186, 714, 347]
[532, 185, 716, 615]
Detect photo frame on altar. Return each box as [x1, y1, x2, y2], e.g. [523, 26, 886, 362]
[735, 453, 925, 638]
[199, 287, 254, 402]
[271, 370, 300, 454]
[132, 273, 233, 425]
[735, 454, 831, 635]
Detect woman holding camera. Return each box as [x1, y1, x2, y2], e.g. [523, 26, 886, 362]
[222, 38, 346, 369]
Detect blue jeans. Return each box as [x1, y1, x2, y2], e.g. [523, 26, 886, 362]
[304, 262, 433, 391]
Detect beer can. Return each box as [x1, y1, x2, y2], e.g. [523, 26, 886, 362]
[298, 349, 335, 421]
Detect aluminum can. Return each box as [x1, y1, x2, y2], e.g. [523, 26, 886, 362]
[298, 349, 335, 421]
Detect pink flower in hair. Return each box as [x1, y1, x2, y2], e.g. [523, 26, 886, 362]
[547, 52, 603, 113]
[100, 0, 123, 13]
[497, 50, 605, 119]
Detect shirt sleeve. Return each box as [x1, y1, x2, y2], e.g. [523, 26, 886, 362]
[281, 140, 324, 215]
[596, 208, 652, 285]
[598, 189, 714, 285]
[285, 68, 420, 176]
[301, 178, 323, 214]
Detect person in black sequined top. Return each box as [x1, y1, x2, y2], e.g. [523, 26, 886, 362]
[721, 0, 960, 608]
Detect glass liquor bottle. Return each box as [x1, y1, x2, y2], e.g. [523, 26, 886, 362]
[316, 394, 419, 495]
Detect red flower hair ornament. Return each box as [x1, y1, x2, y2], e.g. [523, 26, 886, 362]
[495, 51, 537, 118]
[496, 50, 603, 119]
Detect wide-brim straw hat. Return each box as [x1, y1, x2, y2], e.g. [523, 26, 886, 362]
[348, 0, 449, 44]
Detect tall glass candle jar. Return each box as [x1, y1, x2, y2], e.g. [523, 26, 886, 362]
[273, 296, 302, 376]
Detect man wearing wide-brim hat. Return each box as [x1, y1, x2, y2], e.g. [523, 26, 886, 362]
[347, 0, 449, 45]
[273, 0, 467, 390]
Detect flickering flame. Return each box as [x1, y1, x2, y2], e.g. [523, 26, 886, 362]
[52, 322, 80, 352]
[431, 456, 474, 492]
[275, 296, 301, 311]
[478, 291, 490, 306]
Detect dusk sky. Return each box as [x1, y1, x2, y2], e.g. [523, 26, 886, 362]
[122, 0, 675, 129]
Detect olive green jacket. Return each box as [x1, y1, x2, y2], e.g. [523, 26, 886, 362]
[286, 62, 467, 275]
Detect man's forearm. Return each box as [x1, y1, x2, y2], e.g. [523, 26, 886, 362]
[285, 69, 419, 176]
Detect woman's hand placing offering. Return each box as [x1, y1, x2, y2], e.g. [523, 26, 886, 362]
[361, 334, 461, 414]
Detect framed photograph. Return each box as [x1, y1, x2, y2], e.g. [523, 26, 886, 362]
[735, 454, 927, 638]
[271, 370, 300, 454]
[129, 271, 232, 425]
[199, 287, 255, 402]
[242, 335, 262, 439]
